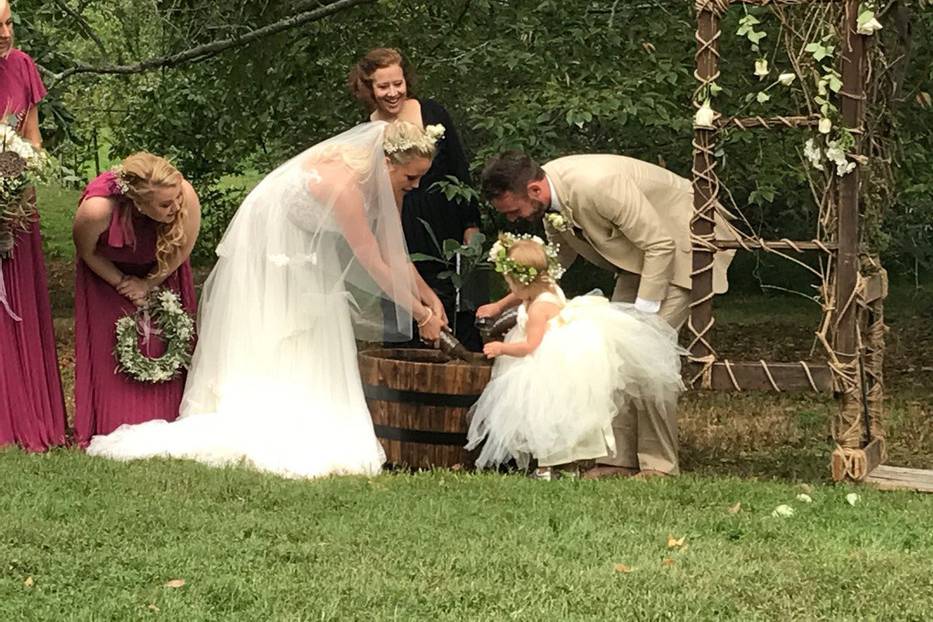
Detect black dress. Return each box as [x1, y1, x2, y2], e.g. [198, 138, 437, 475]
[400, 99, 486, 351]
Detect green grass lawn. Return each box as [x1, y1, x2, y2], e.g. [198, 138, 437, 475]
[2, 450, 933, 621]
[16, 183, 933, 619]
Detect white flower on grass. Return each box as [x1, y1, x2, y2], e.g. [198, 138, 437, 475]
[778, 72, 796, 86]
[818, 117, 833, 134]
[754, 58, 770, 79]
[772, 504, 795, 518]
[796, 493, 813, 503]
[693, 99, 716, 129]
[846, 493, 860, 506]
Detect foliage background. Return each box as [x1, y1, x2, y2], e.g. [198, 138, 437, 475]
[11, 0, 932, 281]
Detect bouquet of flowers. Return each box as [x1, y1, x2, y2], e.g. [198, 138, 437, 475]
[0, 120, 52, 258]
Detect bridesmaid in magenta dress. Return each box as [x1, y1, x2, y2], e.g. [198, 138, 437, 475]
[0, 1, 67, 452]
[73, 152, 201, 447]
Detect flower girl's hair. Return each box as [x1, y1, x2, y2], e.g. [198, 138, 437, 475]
[502, 239, 556, 297]
[116, 152, 189, 279]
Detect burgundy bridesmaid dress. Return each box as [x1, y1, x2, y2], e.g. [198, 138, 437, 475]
[0, 47, 66, 451]
[73, 172, 196, 447]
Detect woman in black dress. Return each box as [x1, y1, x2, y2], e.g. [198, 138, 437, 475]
[349, 48, 486, 350]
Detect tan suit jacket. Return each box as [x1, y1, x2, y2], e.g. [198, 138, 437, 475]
[542, 155, 733, 302]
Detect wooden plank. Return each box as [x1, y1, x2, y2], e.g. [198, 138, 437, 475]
[689, 6, 721, 363]
[714, 240, 836, 252]
[717, 115, 820, 130]
[714, 239, 836, 252]
[832, 0, 867, 451]
[689, 361, 833, 392]
[831, 438, 885, 481]
[731, 0, 844, 6]
[866, 465, 933, 493]
[862, 269, 888, 303]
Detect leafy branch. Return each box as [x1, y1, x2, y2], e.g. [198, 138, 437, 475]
[40, 0, 374, 87]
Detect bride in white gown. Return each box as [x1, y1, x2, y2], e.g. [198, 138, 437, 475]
[87, 121, 448, 478]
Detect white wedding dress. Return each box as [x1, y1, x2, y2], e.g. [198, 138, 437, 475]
[87, 123, 416, 478]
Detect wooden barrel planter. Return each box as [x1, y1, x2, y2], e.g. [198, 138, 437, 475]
[358, 348, 492, 470]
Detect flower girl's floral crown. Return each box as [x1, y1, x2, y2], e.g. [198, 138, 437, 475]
[487, 233, 564, 286]
[383, 123, 445, 156]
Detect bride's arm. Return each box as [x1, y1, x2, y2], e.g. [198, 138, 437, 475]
[409, 264, 448, 325]
[322, 178, 439, 335]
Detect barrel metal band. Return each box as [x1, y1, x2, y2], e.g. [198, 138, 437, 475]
[362, 383, 480, 409]
[372, 424, 467, 447]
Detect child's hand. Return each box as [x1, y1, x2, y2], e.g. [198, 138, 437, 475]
[483, 341, 506, 358]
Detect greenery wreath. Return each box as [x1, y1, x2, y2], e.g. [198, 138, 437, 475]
[114, 288, 195, 383]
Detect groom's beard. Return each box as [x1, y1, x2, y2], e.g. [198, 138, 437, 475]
[527, 199, 548, 221]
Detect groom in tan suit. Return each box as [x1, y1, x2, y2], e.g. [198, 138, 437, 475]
[477, 151, 733, 477]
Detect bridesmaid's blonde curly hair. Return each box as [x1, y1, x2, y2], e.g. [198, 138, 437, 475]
[119, 152, 188, 279]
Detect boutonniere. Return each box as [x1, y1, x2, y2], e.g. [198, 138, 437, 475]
[545, 212, 570, 233]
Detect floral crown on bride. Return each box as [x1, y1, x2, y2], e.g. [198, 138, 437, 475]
[488, 233, 564, 286]
[383, 123, 445, 156]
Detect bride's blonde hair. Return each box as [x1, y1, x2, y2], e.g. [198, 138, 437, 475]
[120, 152, 188, 278]
[383, 120, 441, 165]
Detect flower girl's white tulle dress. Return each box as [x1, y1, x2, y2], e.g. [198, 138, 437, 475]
[466, 287, 685, 469]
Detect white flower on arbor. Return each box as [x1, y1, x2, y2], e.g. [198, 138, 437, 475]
[857, 9, 883, 36]
[694, 100, 716, 129]
[804, 139, 824, 171]
[818, 117, 833, 134]
[754, 58, 769, 79]
[825, 140, 856, 177]
[778, 73, 796, 86]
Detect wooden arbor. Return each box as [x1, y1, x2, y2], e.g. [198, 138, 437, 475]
[689, 0, 887, 482]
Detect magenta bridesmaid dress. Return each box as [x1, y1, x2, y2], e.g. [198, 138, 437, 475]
[0, 47, 66, 451]
[73, 172, 197, 447]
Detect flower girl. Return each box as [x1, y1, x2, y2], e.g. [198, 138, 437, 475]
[466, 234, 685, 479]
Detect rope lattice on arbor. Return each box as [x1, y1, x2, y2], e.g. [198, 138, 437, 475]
[689, 0, 888, 479]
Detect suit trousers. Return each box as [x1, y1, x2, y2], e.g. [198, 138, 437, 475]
[597, 272, 689, 474]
